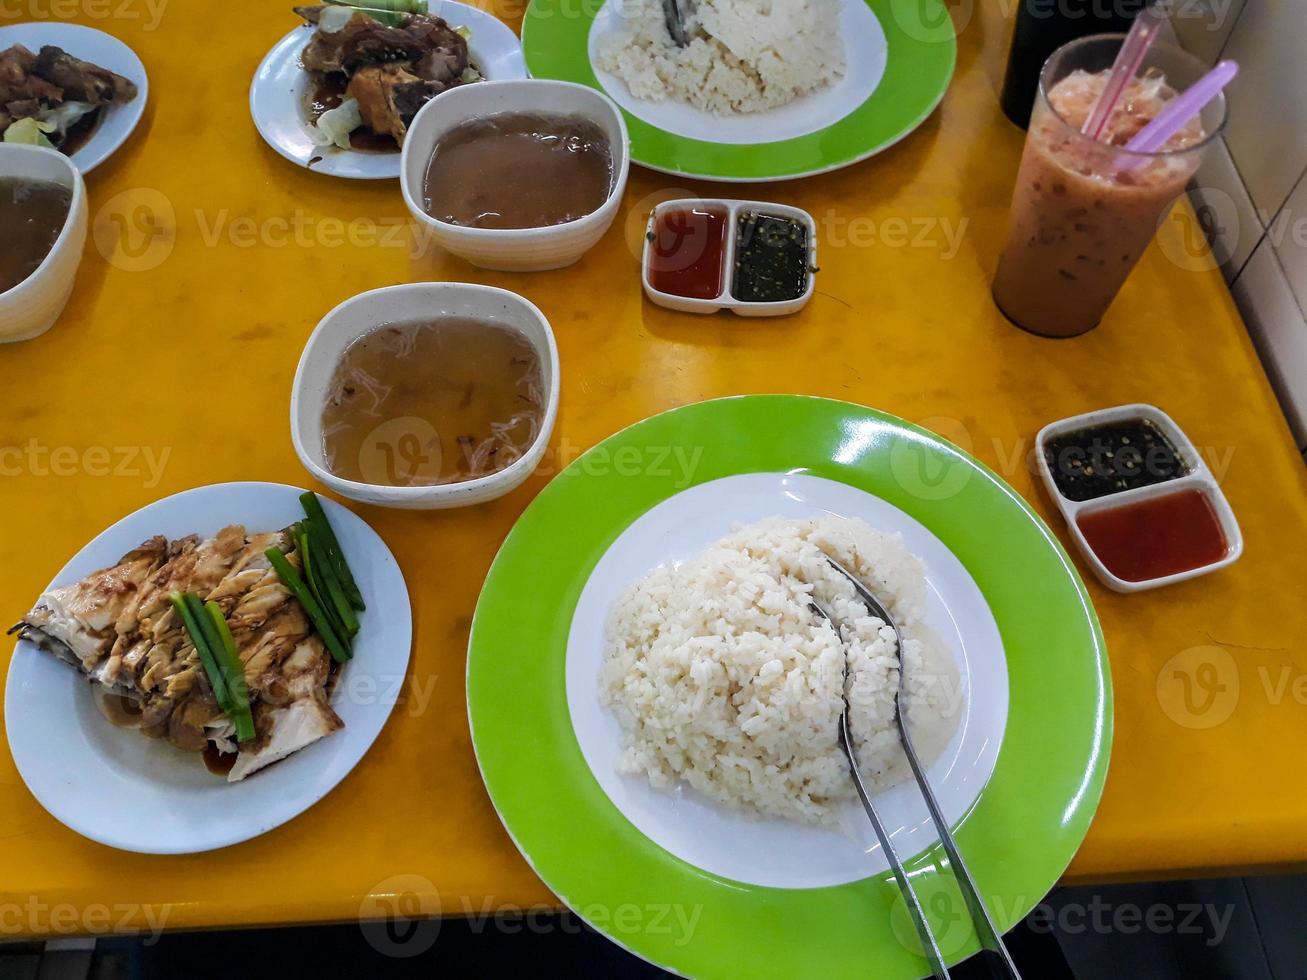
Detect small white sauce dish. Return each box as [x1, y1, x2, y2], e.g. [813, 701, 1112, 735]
[641, 198, 817, 317]
[399, 78, 630, 272]
[1035, 403, 1243, 593]
[290, 282, 560, 509]
[0, 144, 87, 344]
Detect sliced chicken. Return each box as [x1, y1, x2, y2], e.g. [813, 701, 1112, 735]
[346, 63, 445, 144]
[14, 523, 347, 780]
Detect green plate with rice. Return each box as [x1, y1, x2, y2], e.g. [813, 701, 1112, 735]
[468, 395, 1112, 979]
[520, 0, 958, 181]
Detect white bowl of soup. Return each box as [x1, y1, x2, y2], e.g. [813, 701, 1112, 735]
[291, 282, 560, 509]
[0, 144, 87, 343]
[400, 79, 629, 272]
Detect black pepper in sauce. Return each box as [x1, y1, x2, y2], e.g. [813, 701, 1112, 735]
[1044, 418, 1188, 502]
[731, 212, 809, 303]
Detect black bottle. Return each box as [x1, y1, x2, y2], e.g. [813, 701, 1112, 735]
[1000, 0, 1149, 128]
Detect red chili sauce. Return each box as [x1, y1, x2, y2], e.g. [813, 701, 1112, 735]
[1076, 488, 1228, 582]
[647, 206, 729, 300]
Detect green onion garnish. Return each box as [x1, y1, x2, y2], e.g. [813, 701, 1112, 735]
[266, 547, 352, 664]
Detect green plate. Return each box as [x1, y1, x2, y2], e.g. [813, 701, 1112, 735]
[468, 396, 1112, 978]
[521, 0, 958, 181]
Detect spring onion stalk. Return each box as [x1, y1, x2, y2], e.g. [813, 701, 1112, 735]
[169, 591, 231, 711]
[305, 522, 360, 636]
[298, 526, 348, 640]
[184, 593, 228, 685]
[266, 548, 352, 664]
[323, 0, 424, 26]
[205, 602, 256, 743]
[324, 0, 425, 12]
[299, 492, 365, 610]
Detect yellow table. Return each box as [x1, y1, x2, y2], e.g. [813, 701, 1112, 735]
[2, 0, 1306, 939]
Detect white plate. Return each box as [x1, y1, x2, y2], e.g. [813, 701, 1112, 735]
[250, 1, 527, 180]
[565, 472, 1008, 889]
[0, 23, 148, 174]
[585, 0, 887, 147]
[4, 482, 412, 854]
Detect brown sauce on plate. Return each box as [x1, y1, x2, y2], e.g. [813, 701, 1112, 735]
[308, 74, 397, 154]
[203, 742, 237, 777]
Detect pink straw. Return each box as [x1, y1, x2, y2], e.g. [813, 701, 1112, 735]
[1125, 60, 1238, 154]
[1081, 5, 1167, 142]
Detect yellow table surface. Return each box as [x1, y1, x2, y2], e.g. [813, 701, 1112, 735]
[2, 0, 1306, 939]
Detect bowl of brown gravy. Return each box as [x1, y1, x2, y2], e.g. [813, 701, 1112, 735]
[400, 79, 629, 272]
[0, 144, 87, 343]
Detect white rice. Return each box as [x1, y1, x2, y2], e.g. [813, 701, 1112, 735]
[595, 0, 846, 115]
[600, 515, 962, 824]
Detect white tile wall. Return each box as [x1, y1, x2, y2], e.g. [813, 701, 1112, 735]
[1231, 240, 1307, 447]
[1170, 0, 1246, 62]
[1267, 172, 1307, 315]
[1220, 0, 1307, 220]
[1188, 134, 1264, 280]
[1173, 0, 1307, 455]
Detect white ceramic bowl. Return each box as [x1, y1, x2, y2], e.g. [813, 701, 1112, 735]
[291, 283, 560, 509]
[400, 79, 630, 271]
[0, 144, 87, 344]
[1035, 403, 1243, 593]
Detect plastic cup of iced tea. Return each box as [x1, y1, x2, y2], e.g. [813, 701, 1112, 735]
[992, 34, 1228, 338]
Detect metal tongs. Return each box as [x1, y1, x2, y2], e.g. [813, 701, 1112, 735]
[661, 0, 690, 47]
[811, 555, 1021, 980]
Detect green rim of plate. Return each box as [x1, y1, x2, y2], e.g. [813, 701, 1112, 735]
[468, 396, 1112, 979]
[520, 0, 958, 180]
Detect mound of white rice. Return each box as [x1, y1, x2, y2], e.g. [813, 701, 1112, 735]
[595, 0, 846, 115]
[600, 515, 962, 824]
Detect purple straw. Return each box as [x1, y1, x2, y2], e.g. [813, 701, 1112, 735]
[1125, 60, 1238, 154]
[1081, 5, 1167, 142]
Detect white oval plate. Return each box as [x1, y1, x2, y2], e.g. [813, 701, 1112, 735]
[250, 0, 527, 180]
[586, 0, 887, 147]
[4, 482, 412, 854]
[0, 22, 148, 174]
[565, 472, 1008, 889]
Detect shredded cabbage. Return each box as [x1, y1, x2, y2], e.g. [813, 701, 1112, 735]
[460, 67, 482, 83]
[3, 117, 56, 148]
[455, 24, 471, 40]
[318, 5, 355, 32]
[38, 101, 97, 141]
[310, 96, 362, 150]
